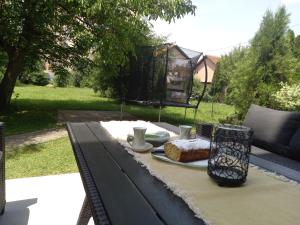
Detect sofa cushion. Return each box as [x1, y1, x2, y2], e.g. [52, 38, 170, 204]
[289, 127, 300, 160]
[243, 104, 300, 156]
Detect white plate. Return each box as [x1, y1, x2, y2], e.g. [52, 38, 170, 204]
[151, 147, 208, 169]
[145, 131, 170, 146]
[132, 142, 153, 153]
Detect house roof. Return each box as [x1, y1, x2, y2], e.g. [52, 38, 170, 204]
[179, 47, 203, 66]
[179, 47, 202, 59]
[196, 55, 220, 67]
[167, 44, 202, 58]
[166, 44, 202, 68]
[169, 44, 190, 59]
[206, 55, 220, 64]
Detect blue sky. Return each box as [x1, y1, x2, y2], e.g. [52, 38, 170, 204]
[151, 0, 300, 56]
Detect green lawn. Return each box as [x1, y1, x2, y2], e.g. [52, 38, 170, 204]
[1, 85, 235, 136]
[6, 137, 77, 179]
[2, 85, 235, 179]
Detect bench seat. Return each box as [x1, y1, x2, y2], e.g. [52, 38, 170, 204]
[243, 104, 300, 161]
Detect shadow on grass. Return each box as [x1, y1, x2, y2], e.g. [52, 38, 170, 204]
[12, 98, 120, 111]
[6, 144, 42, 160]
[12, 98, 190, 121]
[0, 110, 57, 136]
[0, 98, 120, 135]
[125, 105, 198, 126]
[1, 98, 234, 135]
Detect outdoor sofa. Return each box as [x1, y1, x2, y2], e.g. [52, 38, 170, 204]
[243, 104, 300, 161]
[0, 122, 5, 214]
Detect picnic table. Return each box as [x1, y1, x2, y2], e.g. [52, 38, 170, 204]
[67, 121, 300, 225]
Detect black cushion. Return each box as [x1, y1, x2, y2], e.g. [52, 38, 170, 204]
[243, 104, 300, 156]
[289, 127, 300, 160]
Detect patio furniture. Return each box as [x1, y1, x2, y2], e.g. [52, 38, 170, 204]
[67, 122, 205, 225]
[67, 121, 300, 225]
[0, 122, 5, 215]
[123, 44, 208, 122]
[243, 104, 300, 161]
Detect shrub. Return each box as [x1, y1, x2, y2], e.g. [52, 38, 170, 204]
[53, 67, 71, 87]
[69, 70, 93, 88]
[19, 72, 50, 86]
[223, 7, 300, 117]
[272, 82, 300, 111]
[192, 80, 212, 102]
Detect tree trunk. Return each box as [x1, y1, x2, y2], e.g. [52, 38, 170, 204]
[0, 51, 25, 111]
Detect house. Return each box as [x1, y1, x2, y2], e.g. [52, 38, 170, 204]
[154, 44, 202, 67]
[194, 55, 220, 83]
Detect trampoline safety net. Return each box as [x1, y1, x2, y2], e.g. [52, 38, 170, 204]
[126, 44, 203, 106]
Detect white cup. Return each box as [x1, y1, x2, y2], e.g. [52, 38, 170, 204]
[128, 127, 147, 147]
[179, 125, 192, 139]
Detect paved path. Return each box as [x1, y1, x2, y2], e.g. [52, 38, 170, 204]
[6, 128, 68, 150]
[6, 110, 137, 150]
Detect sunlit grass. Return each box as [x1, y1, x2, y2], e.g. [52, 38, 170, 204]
[6, 137, 77, 179]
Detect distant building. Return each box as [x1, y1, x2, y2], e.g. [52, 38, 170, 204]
[194, 55, 220, 83]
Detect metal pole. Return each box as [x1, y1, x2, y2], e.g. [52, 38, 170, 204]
[158, 106, 162, 122]
[120, 101, 125, 120]
[184, 108, 187, 119]
[193, 108, 198, 124]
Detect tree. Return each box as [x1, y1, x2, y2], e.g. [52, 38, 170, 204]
[227, 6, 299, 116]
[0, 49, 7, 81]
[0, 0, 195, 110]
[53, 66, 71, 87]
[90, 31, 167, 98]
[212, 46, 247, 102]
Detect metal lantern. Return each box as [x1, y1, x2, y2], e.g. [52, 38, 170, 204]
[208, 124, 253, 186]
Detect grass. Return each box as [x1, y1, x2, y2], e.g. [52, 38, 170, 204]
[1, 85, 235, 136]
[6, 137, 77, 179]
[1, 85, 235, 179]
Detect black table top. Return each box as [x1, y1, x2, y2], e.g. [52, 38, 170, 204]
[67, 121, 300, 225]
[67, 122, 205, 225]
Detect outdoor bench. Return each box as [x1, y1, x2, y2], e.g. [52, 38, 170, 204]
[243, 104, 300, 161]
[242, 104, 300, 182]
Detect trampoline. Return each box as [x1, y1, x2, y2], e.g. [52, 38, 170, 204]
[123, 44, 208, 122]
